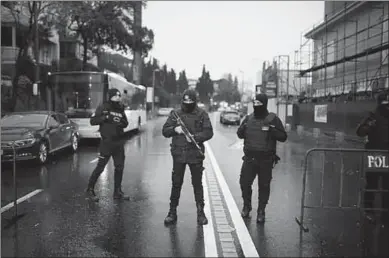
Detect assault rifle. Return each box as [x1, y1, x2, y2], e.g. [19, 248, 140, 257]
[171, 110, 204, 157]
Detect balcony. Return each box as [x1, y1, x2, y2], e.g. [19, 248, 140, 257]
[1, 46, 19, 64]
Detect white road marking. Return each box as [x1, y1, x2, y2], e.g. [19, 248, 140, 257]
[90, 158, 99, 163]
[202, 167, 219, 257]
[205, 142, 259, 258]
[1, 189, 43, 213]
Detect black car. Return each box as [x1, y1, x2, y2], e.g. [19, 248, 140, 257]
[1, 111, 79, 164]
[220, 110, 241, 125]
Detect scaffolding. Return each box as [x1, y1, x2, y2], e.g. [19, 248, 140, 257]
[295, 1, 389, 101]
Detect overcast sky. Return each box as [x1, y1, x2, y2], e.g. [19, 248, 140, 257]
[143, 1, 324, 86]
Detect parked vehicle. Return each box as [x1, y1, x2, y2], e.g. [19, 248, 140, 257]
[1, 111, 79, 164]
[158, 107, 173, 116]
[220, 110, 241, 125]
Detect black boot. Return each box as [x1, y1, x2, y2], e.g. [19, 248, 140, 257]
[241, 204, 252, 218]
[86, 187, 99, 202]
[113, 187, 130, 200]
[197, 204, 208, 225]
[164, 206, 177, 225]
[256, 208, 265, 223]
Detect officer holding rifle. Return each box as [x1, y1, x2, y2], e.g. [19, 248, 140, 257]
[162, 89, 214, 226]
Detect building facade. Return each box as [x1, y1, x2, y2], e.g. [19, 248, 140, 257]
[187, 78, 198, 90]
[1, 6, 60, 81]
[303, 1, 388, 98]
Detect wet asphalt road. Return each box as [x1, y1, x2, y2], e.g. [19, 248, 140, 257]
[1, 112, 388, 257]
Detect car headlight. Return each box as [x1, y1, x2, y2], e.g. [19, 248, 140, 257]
[13, 138, 36, 147]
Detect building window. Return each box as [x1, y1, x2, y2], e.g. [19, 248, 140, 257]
[1, 26, 13, 46]
[315, 43, 325, 81]
[326, 40, 336, 79]
[60, 41, 76, 58]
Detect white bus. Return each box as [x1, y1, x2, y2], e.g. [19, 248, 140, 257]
[48, 71, 147, 139]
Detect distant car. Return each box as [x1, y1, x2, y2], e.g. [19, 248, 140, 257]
[1, 111, 79, 164]
[158, 107, 173, 116]
[220, 111, 241, 125]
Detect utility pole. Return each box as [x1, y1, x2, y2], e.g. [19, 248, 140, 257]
[33, 2, 40, 96]
[133, 1, 142, 85]
[152, 69, 159, 116]
[285, 55, 290, 120]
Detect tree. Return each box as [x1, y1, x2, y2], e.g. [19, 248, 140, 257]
[213, 73, 241, 104]
[55, 2, 154, 69]
[196, 65, 214, 104]
[165, 68, 177, 95]
[233, 76, 241, 102]
[177, 70, 189, 95]
[2, 1, 60, 112]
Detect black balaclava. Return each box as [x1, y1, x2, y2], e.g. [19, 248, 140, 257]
[108, 88, 122, 110]
[376, 91, 389, 118]
[181, 89, 197, 113]
[253, 93, 269, 119]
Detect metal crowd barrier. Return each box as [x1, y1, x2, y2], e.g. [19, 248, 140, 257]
[295, 147, 389, 255]
[1, 141, 26, 228]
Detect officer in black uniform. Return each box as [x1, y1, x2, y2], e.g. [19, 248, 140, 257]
[237, 93, 287, 223]
[86, 88, 130, 202]
[162, 89, 214, 225]
[356, 91, 389, 222]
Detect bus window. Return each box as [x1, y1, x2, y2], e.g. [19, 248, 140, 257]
[50, 73, 106, 118]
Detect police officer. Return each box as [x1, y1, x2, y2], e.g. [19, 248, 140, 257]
[356, 91, 389, 222]
[162, 89, 214, 225]
[86, 88, 130, 202]
[237, 93, 287, 223]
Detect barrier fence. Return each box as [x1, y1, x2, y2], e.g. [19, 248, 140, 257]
[295, 147, 389, 255]
[1, 141, 26, 228]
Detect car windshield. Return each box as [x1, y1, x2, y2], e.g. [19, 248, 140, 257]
[1, 114, 47, 127]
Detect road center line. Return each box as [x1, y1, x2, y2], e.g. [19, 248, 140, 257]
[202, 165, 218, 257]
[1, 189, 43, 213]
[205, 142, 260, 258]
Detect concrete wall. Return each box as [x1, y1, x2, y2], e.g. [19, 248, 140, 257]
[289, 100, 377, 137]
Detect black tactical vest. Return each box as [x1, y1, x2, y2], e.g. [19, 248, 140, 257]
[244, 113, 277, 153]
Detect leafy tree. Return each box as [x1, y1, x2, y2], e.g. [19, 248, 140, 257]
[55, 1, 154, 69]
[165, 68, 177, 94]
[177, 70, 189, 95]
[2, 1, 60, 111]
[196, 65, 214, 104]
[213, 73, 241, 104]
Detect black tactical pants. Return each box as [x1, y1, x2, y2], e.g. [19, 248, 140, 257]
[88, 139, 125, 190]
[239, 154, 273, 209]
[169, 161, 205, 208]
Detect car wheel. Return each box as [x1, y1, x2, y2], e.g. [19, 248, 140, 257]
[71, 134, 78, 152]
[37, 142, 48, 164]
